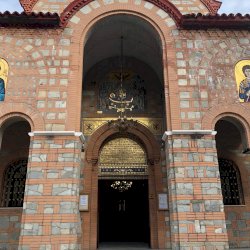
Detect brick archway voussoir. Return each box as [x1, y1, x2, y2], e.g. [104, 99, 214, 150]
[202, 104, 250, 143]
[0, 103, 45, 131]
[86, 121, 160, 164]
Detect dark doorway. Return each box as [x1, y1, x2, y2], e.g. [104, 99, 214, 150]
[98, 179, 149, 245]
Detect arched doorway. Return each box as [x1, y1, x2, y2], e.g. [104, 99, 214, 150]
[0, 117, 31, 208]
[83, 120, 162, 249]
[215, 116, 250, 248]
[98, 136, 149, 246]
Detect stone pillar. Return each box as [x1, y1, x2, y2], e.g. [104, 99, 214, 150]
[163, 130, 229, 250]
[18, 131, 84, 250]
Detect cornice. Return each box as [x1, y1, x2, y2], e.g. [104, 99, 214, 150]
[181, 13, 250, 30]
[0, 11, 60, 28]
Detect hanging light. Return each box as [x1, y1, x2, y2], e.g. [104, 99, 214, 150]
[111, 180, 133, 192]
[108, 36, 134, 117]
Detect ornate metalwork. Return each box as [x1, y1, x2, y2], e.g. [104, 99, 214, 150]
[99, 74, 145, 113]
[3, 159, 27, 207]
[99, 137, 148, 177]
[82, 117, 163, 135]
[99, 37, 145, 115]
[218, 158, 244, 205]
[108, 118, 138, 132]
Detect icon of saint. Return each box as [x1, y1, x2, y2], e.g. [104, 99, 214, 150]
[0, 78, 5, 101]
[239, 65, 250, 102]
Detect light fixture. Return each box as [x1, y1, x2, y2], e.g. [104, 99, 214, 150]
[108, 36, 134, 117]
[111, 180, 133, 192]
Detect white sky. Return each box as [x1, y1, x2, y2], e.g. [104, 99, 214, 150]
[0, 0, 249, 14]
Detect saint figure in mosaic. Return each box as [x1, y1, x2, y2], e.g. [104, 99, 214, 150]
[0, 78, 5, 101]
[235, 60, 250, 103]
[239, 65, 250, 102]
[0, 58, 8, 102]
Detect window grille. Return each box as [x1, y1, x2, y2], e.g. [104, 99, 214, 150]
[3, 159, 27, 207]
[218, 158, 244, 205]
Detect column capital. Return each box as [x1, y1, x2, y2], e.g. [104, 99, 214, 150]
[28, 131, 85, 144]
[162, 130, 217, 141]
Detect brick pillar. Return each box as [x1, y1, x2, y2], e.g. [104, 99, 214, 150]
[18, 132, 84, 250]
[163, 130, 229, 250]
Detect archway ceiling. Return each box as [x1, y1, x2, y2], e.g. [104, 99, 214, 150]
[83, 15, 163, 81]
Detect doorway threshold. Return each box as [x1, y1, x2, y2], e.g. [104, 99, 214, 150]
[98, 242, 150, 249]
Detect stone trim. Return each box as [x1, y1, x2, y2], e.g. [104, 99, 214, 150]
[28, 131, 85, 144]
[162, 130, 217, 140]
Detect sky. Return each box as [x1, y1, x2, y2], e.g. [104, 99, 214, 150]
[0, 0, 249, 14]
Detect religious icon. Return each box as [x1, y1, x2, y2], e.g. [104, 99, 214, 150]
[235, 60, 250, 102]
[0, 58, 9, 102]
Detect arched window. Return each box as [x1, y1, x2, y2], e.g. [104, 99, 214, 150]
[218, 158, 244, 205]
[2, 159, 27, 207]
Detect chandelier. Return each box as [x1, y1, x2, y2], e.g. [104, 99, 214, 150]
[111, 180, 133, 192]
[108, 36, 134, 117]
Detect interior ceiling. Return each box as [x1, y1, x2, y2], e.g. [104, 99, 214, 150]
[83, 14, 163, 81]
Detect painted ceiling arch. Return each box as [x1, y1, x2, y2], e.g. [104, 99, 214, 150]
[19, 0, 221, 17]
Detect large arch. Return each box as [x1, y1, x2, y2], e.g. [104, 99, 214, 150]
[64, 1, 180, 132]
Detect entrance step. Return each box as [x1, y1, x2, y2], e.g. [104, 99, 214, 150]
[98, 242, 150, 249]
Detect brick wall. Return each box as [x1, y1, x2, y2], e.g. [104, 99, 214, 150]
[0, 209, 22, 250]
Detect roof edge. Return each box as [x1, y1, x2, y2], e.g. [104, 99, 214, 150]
[0, 11, 249, 30]
[181, 13, 250, 30]
[0, 11, 60, 28]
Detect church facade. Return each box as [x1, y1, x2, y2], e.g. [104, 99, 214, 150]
[0, 0, 250, 249]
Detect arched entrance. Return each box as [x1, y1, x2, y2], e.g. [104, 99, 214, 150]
[98, 136, 149, 245]
[83, 120, 162, 249]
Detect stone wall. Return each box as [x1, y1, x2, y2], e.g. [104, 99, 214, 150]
[0, 208, 22, 250]
[225, 207, 250, 248]
[164, 133, 229, 250]
[18, 135, 83, 250]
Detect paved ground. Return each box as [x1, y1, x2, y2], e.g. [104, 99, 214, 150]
[98, 242, 150, 249]
[98, 243, 250, 250]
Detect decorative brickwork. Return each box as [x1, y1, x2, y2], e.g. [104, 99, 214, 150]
[19, 0, 220, 15]
[200, 0, 221, 14]
[19, 0, 39, 13]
